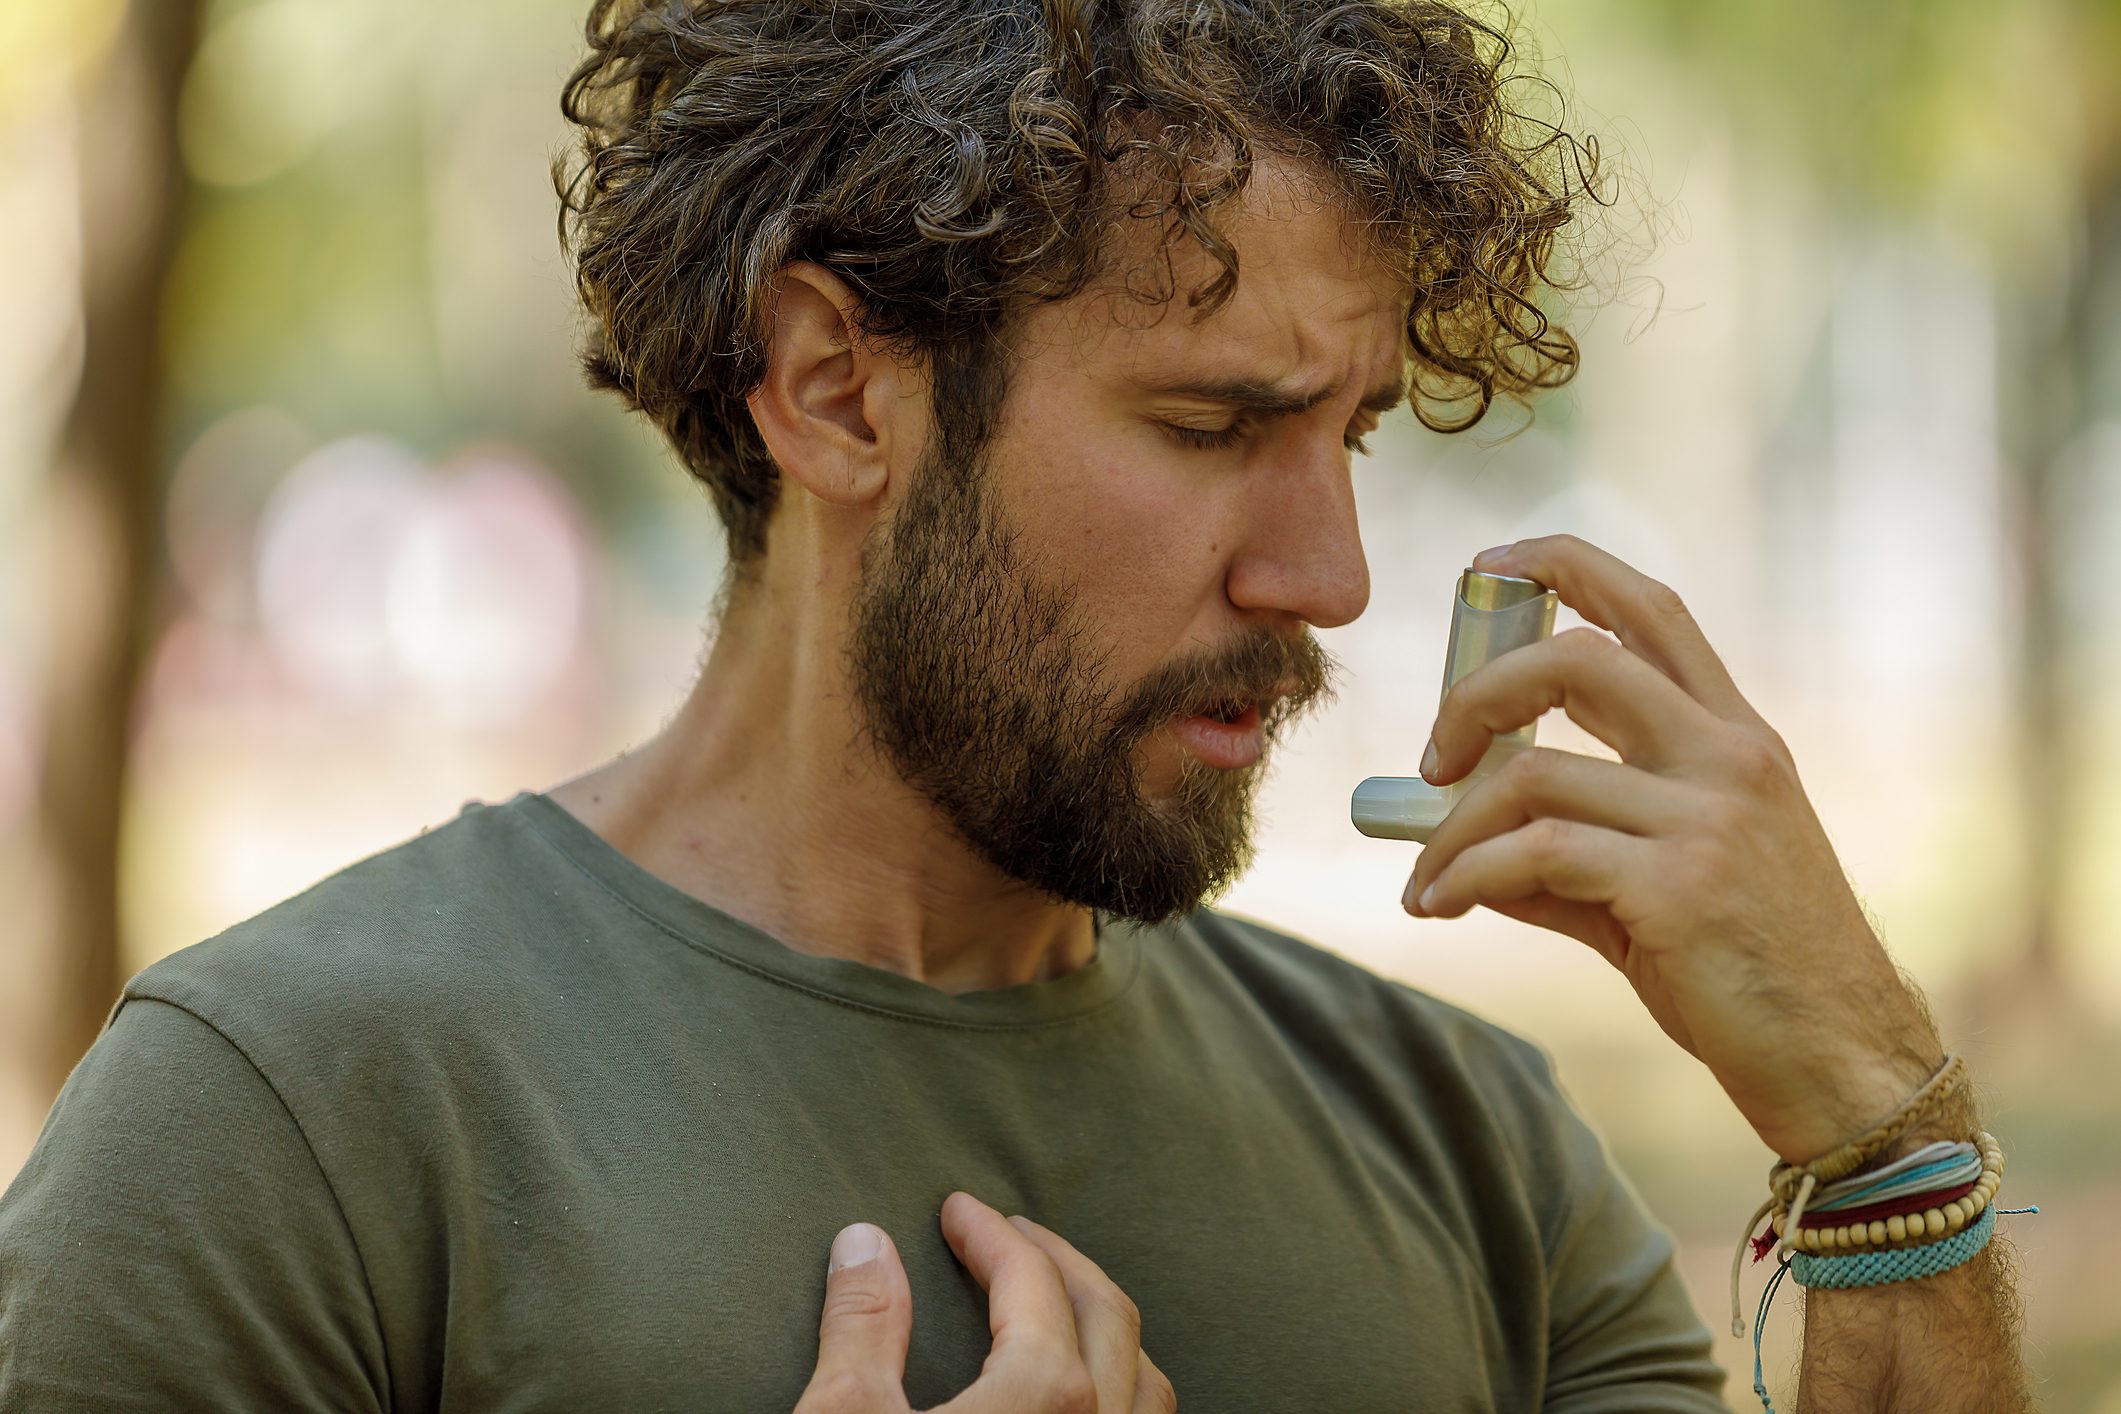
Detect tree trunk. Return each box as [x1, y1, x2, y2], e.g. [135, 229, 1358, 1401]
[35, 0, 201, 1095]
[1999, 156, 2119, 993]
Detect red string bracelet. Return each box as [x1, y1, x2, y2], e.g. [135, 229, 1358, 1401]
[1796, 1179, 1979, 1229]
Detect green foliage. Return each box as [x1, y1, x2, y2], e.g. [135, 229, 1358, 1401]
[161, 0, 675, 525]
[1545, 0, 2110, 239]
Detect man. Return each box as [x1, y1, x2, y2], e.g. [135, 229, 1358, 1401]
[0, 1, 2031, 1410]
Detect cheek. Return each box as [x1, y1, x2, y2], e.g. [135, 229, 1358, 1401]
[1002, 407, 1236, 599]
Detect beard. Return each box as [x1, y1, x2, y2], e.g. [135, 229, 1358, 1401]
[845, 427, 1335, 926]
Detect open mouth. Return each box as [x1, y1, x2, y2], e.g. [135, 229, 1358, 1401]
[1170, 698, 1267, 768]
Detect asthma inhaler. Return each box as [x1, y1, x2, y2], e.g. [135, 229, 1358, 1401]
[1349, 567, 1558, 844]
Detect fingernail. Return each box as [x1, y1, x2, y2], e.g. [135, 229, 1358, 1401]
[1472, 543, 1515, 567]
[1419, 738, 1438, 782]
[1401, 875, 1423, 913]
[829, 1222, 882, 1273]
[1418, 883, 1439, 912]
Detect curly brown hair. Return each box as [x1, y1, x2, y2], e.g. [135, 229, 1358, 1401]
[555, 0, 1604, 572]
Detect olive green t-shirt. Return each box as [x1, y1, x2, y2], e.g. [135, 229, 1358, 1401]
[0, 790, 1725, 1411]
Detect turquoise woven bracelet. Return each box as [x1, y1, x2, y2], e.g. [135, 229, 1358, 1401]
[1788, 1204, 1995, 1290]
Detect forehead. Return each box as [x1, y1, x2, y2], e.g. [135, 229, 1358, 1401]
[1020, 154, 1414, 389]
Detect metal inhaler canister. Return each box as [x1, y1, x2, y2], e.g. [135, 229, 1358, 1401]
[1349, 568, 1558, 844]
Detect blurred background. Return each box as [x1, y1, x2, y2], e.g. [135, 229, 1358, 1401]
[2, 0, 2115, 1406]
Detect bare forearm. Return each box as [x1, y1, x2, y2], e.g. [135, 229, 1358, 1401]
[1793, 1098, 2034, 1412]
[1795, 1237, 2031, 1412]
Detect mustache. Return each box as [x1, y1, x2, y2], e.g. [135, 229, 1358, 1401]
[1110, 628, 1339, 739]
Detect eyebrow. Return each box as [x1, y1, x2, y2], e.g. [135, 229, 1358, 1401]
[1143, 369, 1411, 419]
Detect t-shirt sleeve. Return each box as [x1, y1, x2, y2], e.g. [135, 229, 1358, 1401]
[1517, 1042, 1728, 1413]
[0, 997, 389, 1412]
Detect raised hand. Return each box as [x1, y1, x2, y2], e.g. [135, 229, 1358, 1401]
[1401, 534, 1942, 1163]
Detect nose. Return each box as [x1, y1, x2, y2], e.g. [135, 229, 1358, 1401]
[1223, 433, 1371, 630]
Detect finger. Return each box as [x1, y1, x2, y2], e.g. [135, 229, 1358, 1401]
[803, 1222, 914, 1411]
[1471, 535, 1767, 728]
[1453, 890, 1635, 972]
[1131, 1349, 1178, 1414]
[1426, 626, 1724, 785]
[934, 1192, 1087, 1404]
[1418, 817, 1651, 945]
[1408, 747, 1704, 904]
[1005, 1214, 1141, 1412]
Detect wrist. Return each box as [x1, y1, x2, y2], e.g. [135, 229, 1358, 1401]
[1863, 1086, 1981, 1167]
[1772, 1039, 1947, 1165]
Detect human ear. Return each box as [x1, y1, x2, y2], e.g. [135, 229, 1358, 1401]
[745, 262, 914, 508]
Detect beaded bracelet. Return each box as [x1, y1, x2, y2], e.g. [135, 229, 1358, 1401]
[1727, 1056, 2045, 1411]
[1728, 1052, 1968, 1336]
[1772, 1132, 2004, 1254]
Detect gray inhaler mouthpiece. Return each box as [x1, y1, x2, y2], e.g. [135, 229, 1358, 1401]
[1350, 567, 1558, 844]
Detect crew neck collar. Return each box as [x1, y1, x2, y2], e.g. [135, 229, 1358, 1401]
[501, 789, 1147, 1031]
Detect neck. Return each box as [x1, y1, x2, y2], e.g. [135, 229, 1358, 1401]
[544, 573, 1098, 994]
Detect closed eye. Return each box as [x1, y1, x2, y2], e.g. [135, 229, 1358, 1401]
[1162, 422, 1248, 451]
[1161, 420, 1375, 455]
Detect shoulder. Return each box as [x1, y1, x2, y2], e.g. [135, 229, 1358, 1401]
[0, 994, 391, 1410]
[119, 796, 554, 1072]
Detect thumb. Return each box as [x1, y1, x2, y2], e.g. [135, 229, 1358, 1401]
[803, 1222, 914, 1410]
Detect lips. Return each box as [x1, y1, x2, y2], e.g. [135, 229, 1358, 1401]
[1169, 701, 1265, 768]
